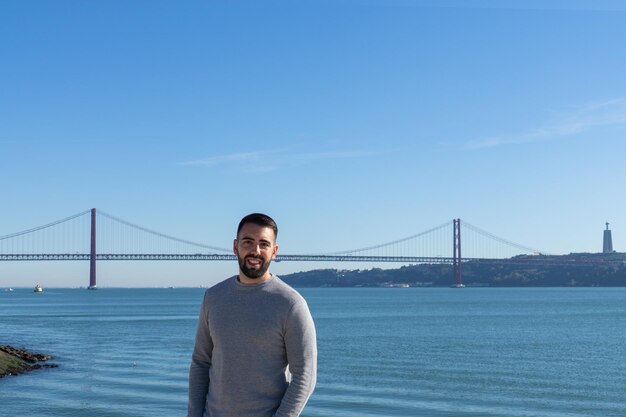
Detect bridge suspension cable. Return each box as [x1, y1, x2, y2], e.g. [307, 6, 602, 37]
[461, 221, 548, 258]
[321, 221, 452, 258]
[0, 210, 91, 241]
[97, 210, 231, 253]
[0, 210, 91, 255]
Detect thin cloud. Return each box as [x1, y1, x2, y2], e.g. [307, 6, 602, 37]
[465, 97, 626, 150]
[291, 149, 384, 161]
[181, 148, 386, 172]
[182, 149, 284, 167]
[408, 0, 626, 12]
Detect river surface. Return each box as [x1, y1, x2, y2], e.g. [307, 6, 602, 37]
[1, 286, 625, 416]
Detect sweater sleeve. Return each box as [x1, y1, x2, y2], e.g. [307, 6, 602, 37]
[274, 299, 317, 417]
[187, 294, 213, 417]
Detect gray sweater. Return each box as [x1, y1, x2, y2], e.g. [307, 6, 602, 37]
[188, 275, 317, 417]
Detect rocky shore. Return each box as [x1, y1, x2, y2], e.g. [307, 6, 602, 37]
[0, 345, 58, 378]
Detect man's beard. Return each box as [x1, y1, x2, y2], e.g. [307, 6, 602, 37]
[238, 255, 271, 280]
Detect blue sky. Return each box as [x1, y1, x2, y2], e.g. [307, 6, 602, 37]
[1, 0, 626, 287]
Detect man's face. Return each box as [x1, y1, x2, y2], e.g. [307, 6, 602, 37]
[234, 223, 278, 282]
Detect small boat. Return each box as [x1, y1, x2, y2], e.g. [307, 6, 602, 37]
[34, 284, 43, 293]
[4, 288, 14, 292]
[382, 282, 410, 288]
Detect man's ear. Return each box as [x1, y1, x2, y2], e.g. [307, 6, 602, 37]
[233, 239, 238, 256]
[271, 244, 278, 260]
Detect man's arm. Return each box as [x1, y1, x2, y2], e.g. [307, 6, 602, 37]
[274, 299, 317, 417]
[187, 295, 213, 417]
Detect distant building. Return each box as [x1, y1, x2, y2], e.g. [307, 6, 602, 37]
[603, 222, 613, 253]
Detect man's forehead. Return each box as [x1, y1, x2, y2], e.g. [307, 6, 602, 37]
[237, 223, 276, 240]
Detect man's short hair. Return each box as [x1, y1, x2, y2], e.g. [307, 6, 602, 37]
[237, 213, 278, 239]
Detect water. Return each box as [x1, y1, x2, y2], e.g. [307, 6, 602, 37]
[1, 287, 626, 417]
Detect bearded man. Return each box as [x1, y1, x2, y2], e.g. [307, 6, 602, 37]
[188, 213, 317, 417]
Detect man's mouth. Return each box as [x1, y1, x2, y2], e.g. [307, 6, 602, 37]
[246, 257, 263, 268]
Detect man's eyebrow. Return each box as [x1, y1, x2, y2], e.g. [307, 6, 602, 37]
[239, 236, 272, 244]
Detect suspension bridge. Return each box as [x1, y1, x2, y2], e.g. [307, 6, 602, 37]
[0, 208, 572, 288]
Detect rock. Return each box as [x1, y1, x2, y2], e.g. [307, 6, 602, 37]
[0, 345, 58, 378]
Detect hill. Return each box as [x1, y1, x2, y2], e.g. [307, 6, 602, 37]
[281, 253, 626, 287]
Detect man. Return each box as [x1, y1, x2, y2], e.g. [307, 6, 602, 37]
[188, 213, 317, 417]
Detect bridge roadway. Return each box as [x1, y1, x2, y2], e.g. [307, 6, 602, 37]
[0, 253, 454, 263]
[0, 253, 617, 266]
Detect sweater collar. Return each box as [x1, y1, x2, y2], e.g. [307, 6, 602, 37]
[233, 274, 276, 289]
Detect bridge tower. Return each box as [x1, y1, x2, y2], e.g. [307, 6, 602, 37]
[88, 208, 97, 290]
[603, 222, 613, 253]
[452, 219, 464, 287]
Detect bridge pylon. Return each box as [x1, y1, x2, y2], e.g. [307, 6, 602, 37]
[88, 208, 97, 290]
[452, 219, 464, 287]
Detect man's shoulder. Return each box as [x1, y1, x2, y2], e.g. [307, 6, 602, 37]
[204, 276, 237, 297]
[268, 276, 307, 304]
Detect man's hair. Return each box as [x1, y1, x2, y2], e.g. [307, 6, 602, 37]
[237, 213, 278, 239]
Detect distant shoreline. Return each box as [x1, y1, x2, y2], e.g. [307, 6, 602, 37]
[0, 345, 57, 378]
[281, 253, 626, 288]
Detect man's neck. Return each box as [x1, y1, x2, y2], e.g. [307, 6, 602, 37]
[238, 273, 272, 285]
